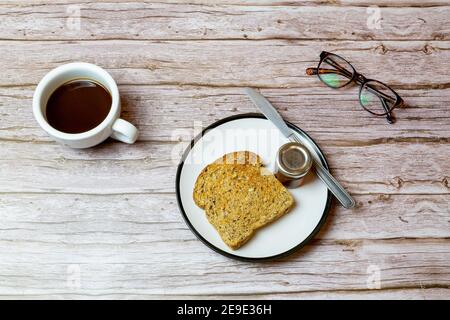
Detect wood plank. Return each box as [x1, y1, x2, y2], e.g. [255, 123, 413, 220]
[1, 85, 449, 143]
[3, 0, 450, 7]
[0, 140, 448, 194]
[0, 2, 449, 41]
[0, 238, 447, 295]
[1, 40, 449, 88]
[0, 193, 448, 241]
[1, 288, 445, 299]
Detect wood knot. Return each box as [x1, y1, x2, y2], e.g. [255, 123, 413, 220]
[375, 44, 388, 54]
[442, 177, 449, 189]
[377, 194, 391, 202]
[143, 156, 152, 164]
[355, 200, 364, 208]
[390, 176, 404, 189]
[336, 239, 362, 252]
[147, 63, 158, 71]
[422, 44, 435, 55]
[56, 156, 66, 164]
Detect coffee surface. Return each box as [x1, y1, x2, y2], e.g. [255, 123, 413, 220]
[46, 79, 112, 134]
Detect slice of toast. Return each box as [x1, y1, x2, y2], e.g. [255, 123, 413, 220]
[193, 151, 294, 250]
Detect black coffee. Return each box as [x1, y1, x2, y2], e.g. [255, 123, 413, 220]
[46, 79, 112, 134]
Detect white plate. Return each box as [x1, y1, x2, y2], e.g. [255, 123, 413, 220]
[176, 114, 331, 261]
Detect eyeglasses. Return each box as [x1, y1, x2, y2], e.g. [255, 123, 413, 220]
[306, 51, 404, 124]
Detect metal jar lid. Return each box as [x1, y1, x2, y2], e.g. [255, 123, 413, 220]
[276, 142, 313, 179]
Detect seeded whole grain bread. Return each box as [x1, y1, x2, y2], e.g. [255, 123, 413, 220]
[193, 151, 294, 250]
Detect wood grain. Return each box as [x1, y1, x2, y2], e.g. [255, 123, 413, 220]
[0, 193, 448, 241]
[1, 289, 448, 300]
[0, 235, 448, 296]
[0, 139, 449, 195]
[1, 85, 449, 143]
[3, 0, 450, 6]
[1, 40, 449, 88]
[0, 0, 449, 299]
[0, 2, 449, 41]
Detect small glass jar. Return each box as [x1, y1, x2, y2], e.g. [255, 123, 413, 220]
[274, 142, 313, 188]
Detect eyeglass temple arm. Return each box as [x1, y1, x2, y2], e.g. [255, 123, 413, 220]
[381, 98, 394, 123]
[363, 82, 397, 123]
[364, 83, 397, 103]
[306, 60, 353, 79]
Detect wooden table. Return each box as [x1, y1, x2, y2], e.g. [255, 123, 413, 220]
[0, 0, 449, 299]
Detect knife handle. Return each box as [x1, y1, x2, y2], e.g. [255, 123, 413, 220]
[289, 134, 355, 209]
[313, 160, 356, 209]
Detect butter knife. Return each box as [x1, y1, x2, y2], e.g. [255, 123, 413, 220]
[244, 88, 355, 209]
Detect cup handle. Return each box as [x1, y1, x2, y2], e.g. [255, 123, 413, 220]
[111, 118, 139, 144]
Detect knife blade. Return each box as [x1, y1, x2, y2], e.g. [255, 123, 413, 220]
[244, 88, 294, 139]
[245, 88, 355, 209]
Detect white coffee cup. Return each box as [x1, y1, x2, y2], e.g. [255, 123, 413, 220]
[33, 62, 138, 148]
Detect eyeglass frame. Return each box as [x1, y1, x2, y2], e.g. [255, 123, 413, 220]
[306, 51, 404, 124]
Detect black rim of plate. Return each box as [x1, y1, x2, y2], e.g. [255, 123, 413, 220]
[175, 113, 333, 262]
